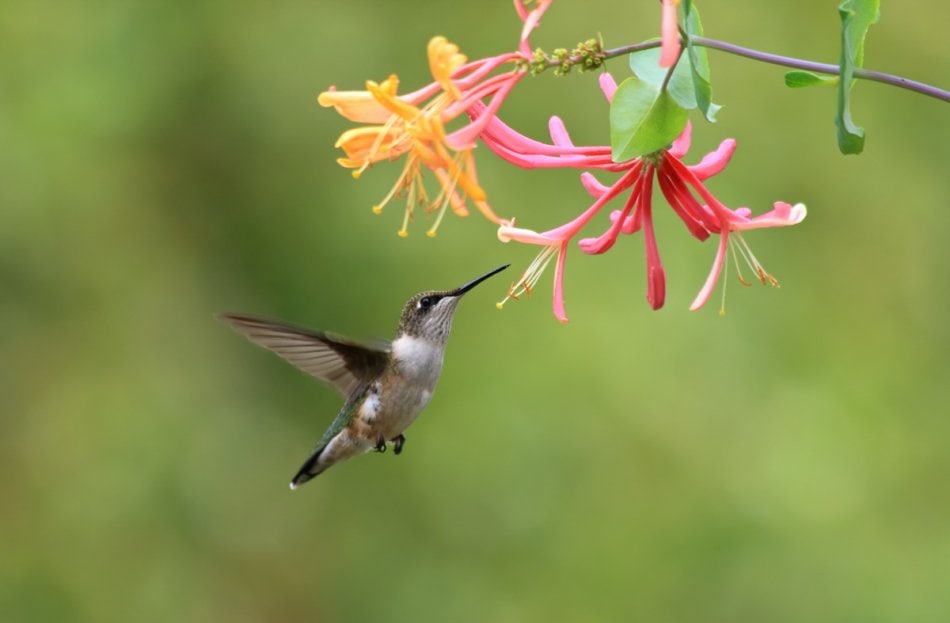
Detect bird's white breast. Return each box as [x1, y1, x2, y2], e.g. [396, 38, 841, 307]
[382, 335, 445, 437]
[391, 335, 444, 386]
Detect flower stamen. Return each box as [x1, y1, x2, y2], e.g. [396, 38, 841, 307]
[733, 233, 780, 287]
[728, 235, 752, 287]
[497, 245, 558, 309]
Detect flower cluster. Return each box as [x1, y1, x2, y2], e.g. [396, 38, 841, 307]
[319, 0, 552, 238]
[319, 0, 806, 321]
[484, 74, 805, 321]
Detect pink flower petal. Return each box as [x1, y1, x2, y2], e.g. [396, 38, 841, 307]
[578, 231, 615, 255]
[656, 163, 717, 238]
[579, 172, 610, 198]
[668, 122, 692, 158]
[607, 208, 640, 234]
[498, 223, 560, 245]
[688, 138, 737, 180]
[659, 0, 681, 68]
[638, 177, 667, 310]
[578, 174, 643, 255]
[545, 166, 641, 240]
[517, 0, 553, 57]
[729, 202, 808, 230]
[663, 152, 737, 224]
[621, 213, 639, 235]
[512, 0, 529, 21]
[599, 73, 618, 103]
[446, 73, 523, 150]
[548, 116, 574, 148]
[472, 101, 612, 159]
[689, 230, 729, 311]
[647, 264, 667, 311]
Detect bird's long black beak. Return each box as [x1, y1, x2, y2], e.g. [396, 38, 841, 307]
[449, 264, 509, 297]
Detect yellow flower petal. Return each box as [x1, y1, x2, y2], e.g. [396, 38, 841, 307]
[411, 139, 442, 169]
[427, 36, 467, 100]
[367, 76, 422, 121]
[334, 126, 410, 175]
[318, 88, 392, 124]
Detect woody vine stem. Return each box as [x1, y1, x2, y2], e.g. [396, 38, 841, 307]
[562, 37, 950, 103]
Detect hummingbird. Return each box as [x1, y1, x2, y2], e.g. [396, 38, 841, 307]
[219, 264, 509, 489]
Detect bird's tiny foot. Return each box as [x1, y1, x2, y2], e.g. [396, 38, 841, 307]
[392, 434, 405, 456]
[374, 438, 387, 453]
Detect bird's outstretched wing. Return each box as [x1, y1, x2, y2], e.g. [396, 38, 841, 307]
[218, 313, 390, 397]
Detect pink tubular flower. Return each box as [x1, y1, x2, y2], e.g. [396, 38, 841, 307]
[659, 0, 682, 67]
[318, 0, 552, 237]
[495, 160, 641, 322]
[654, 125, 807, 312]
[495, 226, 570, 322]
[514, 0, 553, 57]
[483, 72, 806, 321]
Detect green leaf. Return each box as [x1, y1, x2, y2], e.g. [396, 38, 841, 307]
[683, 4, 719, 122]
[785, 70, 838, 88]
[836, 0, 880, 154]
[610, 75, 689, 161]
[629, 45, 697, 109]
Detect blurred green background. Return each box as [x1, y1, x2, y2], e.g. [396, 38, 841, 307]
[2, 1, 949, 621]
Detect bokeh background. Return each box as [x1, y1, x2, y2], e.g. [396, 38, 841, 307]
[3, 1, 949, 621]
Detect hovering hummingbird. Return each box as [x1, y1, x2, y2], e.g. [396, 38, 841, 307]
[219, 264, 509, 489]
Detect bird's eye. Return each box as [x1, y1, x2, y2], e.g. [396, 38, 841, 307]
[419, 296, 434, 309]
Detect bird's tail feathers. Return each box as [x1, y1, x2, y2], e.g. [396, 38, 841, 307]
[289, 446, 328, 490]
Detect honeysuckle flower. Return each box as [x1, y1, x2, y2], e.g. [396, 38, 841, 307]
[686, 200, 808, 313]
[659, 0, 682, 67]
[495, 163, 640, 322]
[495, 224, 569, 322]
[318, 0, 552, 237]
[482, 72, 805, 320]
[649, 124, 807, 312]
